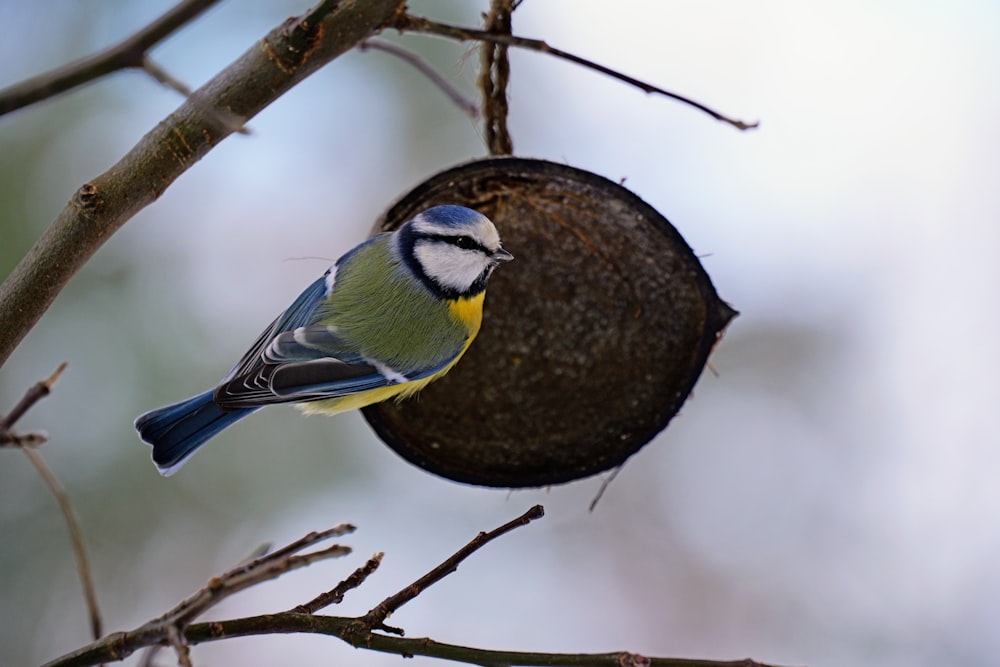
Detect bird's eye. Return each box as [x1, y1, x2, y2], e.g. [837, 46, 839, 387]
[454, 236, 477, 250]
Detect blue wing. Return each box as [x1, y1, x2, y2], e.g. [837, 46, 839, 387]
[219, 273, 331, 386]
[212, 266, 462, 410]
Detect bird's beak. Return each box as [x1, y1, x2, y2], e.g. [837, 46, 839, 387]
[492, 247, 514, 263]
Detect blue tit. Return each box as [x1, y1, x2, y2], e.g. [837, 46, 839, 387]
[135, 205, 512, 476]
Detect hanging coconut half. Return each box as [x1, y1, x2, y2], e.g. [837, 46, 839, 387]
[363, 157, 736, 487]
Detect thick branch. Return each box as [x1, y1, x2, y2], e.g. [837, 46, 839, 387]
[0, 0, 407, 369]
[0, 0, 221, 116]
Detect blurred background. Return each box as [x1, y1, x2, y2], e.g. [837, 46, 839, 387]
[2, 1, 998, 665]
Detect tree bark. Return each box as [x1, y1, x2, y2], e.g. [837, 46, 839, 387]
[0, 0, 405, 368]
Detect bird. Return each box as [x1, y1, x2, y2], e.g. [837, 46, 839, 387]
[135, 205, 513, 476]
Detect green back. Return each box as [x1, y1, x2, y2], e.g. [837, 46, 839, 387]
[313, 236, 469, 370]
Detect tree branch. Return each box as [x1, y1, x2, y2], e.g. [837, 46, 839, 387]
[396, 13, 759, 132]
[359, 39, 479, 119]
[0, 361, 66, 432]
[22, 447, 103, 640]
[0, 0, 407, 369]
[1, 363, 103, 639]
[292, 551, 384, 614]
[44, 523, 356, 667]
[53, 603, 788, 667]
[139, 524, 354, 631]
[361, 503, 545, 632]
[0, 0, 222, 116]
[43, 505, 792, 667]
[190, 615, 787, 667]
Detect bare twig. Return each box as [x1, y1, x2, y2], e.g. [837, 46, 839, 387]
[135, 644, 162, 667]
[293, 551, 384, 614]
[236, 541, 275, 566]
[359, 39, 479, 119]
[588, 466, 623, 512]
[0, 364, 102, 640]
[395, 13, 759, 131]
[332, 624, 790, 667]
[140, 524, 354, 631]
[0, 431, 47, 447]
[0, 0, 222, 116]
[0, 0, 407, 369]
[360, 504, 545, 631]
[190, 614, 790, 667]
[0, 361, 67, 431]
[142, 55, 253, 135]
[22, 447, 104, 641]
[146, 55, 254, 135]
[135, 539, 280, 667]
[44, 524, 355, 667]
[43, 506, 790, 667]
[164, 624, 193, 667]
[140, 56, 192, 97]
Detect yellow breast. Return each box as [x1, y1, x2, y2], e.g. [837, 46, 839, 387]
[297, 292, 486, 416]
[448, 291, 485, 337]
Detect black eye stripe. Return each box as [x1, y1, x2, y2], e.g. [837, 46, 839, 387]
[420, 233, 489, 254]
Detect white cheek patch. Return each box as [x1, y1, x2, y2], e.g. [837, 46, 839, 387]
[414, 241, 489, 292]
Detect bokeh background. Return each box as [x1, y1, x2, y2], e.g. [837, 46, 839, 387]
[2, 1, 998, 665]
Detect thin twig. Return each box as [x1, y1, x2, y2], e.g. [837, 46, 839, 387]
[52, 608, 792, 667]
[359, 39, 479, 119]
[142, 56, 253, 135]
[140, 56, 193, 97]
[0, 361, 67, 431]
[336, 624, 790, 667]
[22, 447, 104, 640]
[195, 614, 791, 667]
[0, 363, 103, 640]
[236, 541, 275, 566]
[0, 0, 222, 116]
[42, 506, 792, 667]
[135, 644, 162, 667]
[396, 14, 759, 131]
[588, 465, 622, 512]
[361, 504, 545, 631]
[293, 552, 384, 614]
[140, 524, 354, 630]
[164, 624, 193, 667]
[246, 525, 353, 565]
[62, 613, 789, 667]
[134, 539, 278, 667]
[0, 431, 47, 447]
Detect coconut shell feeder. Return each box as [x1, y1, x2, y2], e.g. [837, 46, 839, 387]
[362, 157, 736, 487]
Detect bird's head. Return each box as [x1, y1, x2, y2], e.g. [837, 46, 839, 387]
[397, 205, 513, 299]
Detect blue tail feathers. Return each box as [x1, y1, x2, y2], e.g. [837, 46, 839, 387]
[135, 390, 255, 476]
